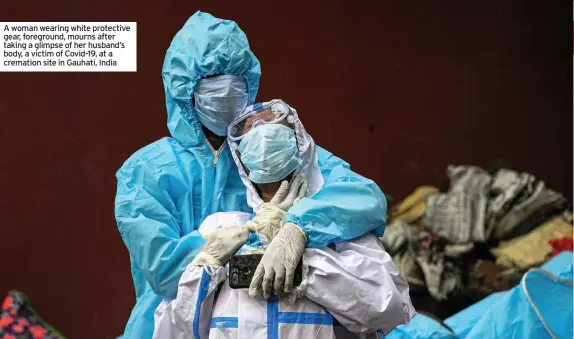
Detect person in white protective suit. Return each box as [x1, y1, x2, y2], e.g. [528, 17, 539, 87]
[152, 100, 416, 338]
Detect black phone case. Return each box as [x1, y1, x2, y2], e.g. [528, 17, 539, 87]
[228, 254, 303, 290]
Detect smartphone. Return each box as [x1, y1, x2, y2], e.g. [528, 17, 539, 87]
[228, 254, 303, 290]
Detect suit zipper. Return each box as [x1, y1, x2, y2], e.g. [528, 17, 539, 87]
[206, 139, 226, 168]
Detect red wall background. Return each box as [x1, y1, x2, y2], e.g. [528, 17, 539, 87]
[1, 1, 571, 338]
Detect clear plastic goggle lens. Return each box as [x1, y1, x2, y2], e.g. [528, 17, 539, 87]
[229, 101, 290, 140]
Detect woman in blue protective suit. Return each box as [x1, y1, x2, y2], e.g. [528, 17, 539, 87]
[114, 12, 387, 339]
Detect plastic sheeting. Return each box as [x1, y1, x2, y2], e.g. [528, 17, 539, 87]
[388, 252, 573, 339]
[445, 251, 573, 339]
[386, 314, 456, 339]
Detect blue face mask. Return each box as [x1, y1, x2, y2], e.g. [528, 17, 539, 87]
[238, 124, 302, 184]
[194, 75, 248, 136]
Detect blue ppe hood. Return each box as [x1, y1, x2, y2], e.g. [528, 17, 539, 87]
[162, 11, 261, 147]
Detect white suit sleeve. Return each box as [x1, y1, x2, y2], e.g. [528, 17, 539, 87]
[153, 265, 227, 339]
[304, 234, 416, 335]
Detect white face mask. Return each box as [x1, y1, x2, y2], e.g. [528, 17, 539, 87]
[238, 124, 302, 184]
[194, 75, 249, 136]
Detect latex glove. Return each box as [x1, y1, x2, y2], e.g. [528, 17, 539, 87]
[249, 223, 307, 298]
[282, 261, 309, 305]
[245, 174, 308, 242]
[191, 226, 250, 268]
[245, 203, 286, 242]
[272, 173, 308, 212]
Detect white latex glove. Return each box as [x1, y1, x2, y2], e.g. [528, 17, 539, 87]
[249, 223, 307, 298]
[272, 173, 308, 212]
[191, 226, 250, 268]
[245, 174, 308, 242]
[245, 202, 286, 242]
[282, 261, 309, 305]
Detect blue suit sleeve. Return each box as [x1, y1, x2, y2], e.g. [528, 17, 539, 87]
[285, 146, 387, 248]
[115, 159, 206, 300]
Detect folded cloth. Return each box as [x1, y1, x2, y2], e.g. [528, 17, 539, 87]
[492, 213, 573, 269]
[382, 221, 426, 288]
[549, 236, 574, 257]
[384, 219, 477, 301]
[414, 231, 474, 301]
[487, 169, 568, 241]
[383, 220, 415, 254]
[0, 291, 63, 339]
[424, 166, 492, 244]
[391, 186, 439, 224]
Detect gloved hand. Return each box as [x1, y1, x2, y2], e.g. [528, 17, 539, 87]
[245, 203, 286, 242]
[249, 223, 307, 298]
[245, 174, 307, 242]
[271, 173, 308, 212]
[191, 226, 250, 268]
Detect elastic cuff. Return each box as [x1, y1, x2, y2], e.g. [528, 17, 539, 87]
[285, 222, 307, 242]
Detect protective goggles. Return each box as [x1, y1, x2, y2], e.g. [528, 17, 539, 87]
[228, 100, 293, 141]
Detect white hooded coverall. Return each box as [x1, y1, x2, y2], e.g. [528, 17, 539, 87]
[153, 100, 416, 338]
[152, 212, 416, 339]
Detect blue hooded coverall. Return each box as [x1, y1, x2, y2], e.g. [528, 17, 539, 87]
[114, 11, 387, 338]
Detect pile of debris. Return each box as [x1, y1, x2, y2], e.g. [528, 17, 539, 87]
[382, 165, 571, 318]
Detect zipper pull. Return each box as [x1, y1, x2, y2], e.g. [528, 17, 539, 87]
[213, 152, 220, 168]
